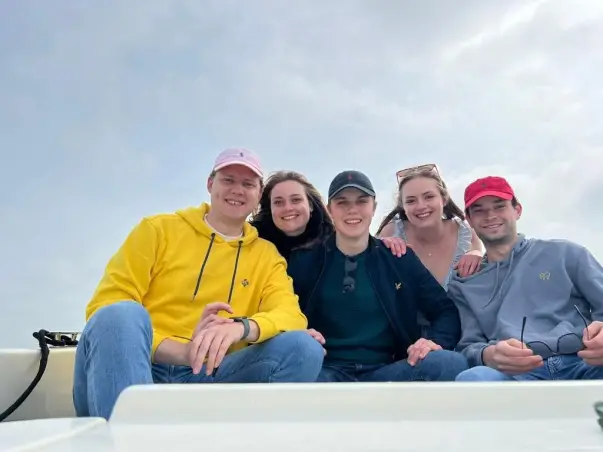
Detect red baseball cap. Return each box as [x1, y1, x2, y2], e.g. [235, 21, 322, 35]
[464, 176, 516, 208]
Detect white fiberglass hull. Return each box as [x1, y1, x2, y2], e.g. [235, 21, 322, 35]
[1, 347, 603, 451]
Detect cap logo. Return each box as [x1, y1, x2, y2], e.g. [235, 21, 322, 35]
[481, 182, 487, 187]
[239, 151, 244, 157]
[348, 174, 353, 180]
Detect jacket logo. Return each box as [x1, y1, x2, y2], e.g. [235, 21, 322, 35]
[395, 282, 402, 290]
[539, 272, 550, 280]
[241, 279, 249, 287]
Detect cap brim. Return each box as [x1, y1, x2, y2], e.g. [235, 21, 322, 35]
[465, 190, 513, 208]
[213, 161, 263, 178]
[329, 183, 376, 199]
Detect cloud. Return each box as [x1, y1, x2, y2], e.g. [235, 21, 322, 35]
[1, 0, 602, 347]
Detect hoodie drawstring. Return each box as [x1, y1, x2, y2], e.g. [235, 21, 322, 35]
[227, 241, 243, 303]
[486, 248, 517, 307]
[192, 233, 216, 301]
[191, 234, 244, 304]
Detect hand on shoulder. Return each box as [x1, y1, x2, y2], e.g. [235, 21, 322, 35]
[378, 236, 408, 258]
[454, 250, 483, 277]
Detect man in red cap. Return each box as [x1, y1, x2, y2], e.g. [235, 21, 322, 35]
[73, 148, 324, 419]
[448, 176, 603, 381]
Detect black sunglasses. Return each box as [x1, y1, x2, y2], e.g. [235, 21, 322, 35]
[520, 305, 590, 359]
[342, 257, 358, 293]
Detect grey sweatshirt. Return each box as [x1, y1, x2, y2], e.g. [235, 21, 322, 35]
[447, 234, 603, 367]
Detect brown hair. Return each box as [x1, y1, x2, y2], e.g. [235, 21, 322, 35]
[250, 171, 333, 257]
[376, 168, 465, 235]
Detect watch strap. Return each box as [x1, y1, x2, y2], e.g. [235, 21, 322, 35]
[232, 316, 250, 340]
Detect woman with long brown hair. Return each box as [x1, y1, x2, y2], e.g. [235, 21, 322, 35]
[376, 164, 483, 289]
[251, 170, 405, 261]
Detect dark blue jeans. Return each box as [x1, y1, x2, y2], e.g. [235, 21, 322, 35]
[317, 350, 468, 382]
[456, 355, 603, 381]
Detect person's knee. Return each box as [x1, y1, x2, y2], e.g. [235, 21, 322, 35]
[84, 301, 151, 336]
[269, 330, 325, 363]
[419, 350, 468, 380]
[455, 365, 507, 382]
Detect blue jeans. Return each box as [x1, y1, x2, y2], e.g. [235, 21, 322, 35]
[456, 355, 603, 381]
[73, 301, 325, 419]
[317, 350, 468, 382]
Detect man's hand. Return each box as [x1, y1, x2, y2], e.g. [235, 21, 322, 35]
[578, 321, 603, 366]
[407, 338, 442, 366]
[482, 339, 543, 374]
[193, 302, 234, 336]
[188, 322, 245, 375]
[306, 328, 327, 355]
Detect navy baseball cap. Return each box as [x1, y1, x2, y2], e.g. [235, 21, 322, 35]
[328, 170, 376, 200]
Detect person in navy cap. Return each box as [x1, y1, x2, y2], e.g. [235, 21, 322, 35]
[451, 176, 603, 381]
[287, 170, 468, 382]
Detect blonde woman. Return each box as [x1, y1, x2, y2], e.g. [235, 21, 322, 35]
[376, 164, 483, 290]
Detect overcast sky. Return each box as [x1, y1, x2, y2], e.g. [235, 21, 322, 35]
[2, 0, 602, 348]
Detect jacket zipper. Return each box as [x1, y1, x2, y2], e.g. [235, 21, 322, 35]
[303, 246, 328, 316]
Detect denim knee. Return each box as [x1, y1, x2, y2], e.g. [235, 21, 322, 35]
[420, 350, 468, 380]
[86, 301, 151, 329]
[83, 301, 152, 338]
[270, 330, 325, 363]
[456, 365, 508, 382]
[270, 331, 325, 370]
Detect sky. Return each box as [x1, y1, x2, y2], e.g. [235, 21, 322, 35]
[1, 0, 603, 348]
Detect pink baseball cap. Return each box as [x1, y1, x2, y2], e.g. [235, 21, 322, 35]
[212, 148, 263, 178]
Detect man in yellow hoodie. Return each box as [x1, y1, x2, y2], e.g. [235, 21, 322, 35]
[73, 148, 325, 419]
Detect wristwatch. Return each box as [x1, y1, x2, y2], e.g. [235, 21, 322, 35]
[232, 316, 250, 340]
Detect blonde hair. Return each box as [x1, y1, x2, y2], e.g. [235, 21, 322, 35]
[376, 168, 465, 235]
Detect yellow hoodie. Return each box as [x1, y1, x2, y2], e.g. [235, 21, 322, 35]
[86, 203, 308, 360]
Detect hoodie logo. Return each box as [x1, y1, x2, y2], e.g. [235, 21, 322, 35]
[395, 282, 402, 290]
[539, 272, 550, 280]
[241, 279, 249, 287]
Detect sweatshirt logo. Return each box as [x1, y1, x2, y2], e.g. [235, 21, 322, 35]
[241, 279, 249, 287]
[395, 282, 402, 290]
[539, 272, 550, 280]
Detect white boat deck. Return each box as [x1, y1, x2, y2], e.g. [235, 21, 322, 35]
[2, 381, 603, 451]
[1, 347, 603, 450]
[0, 347, 76, 421]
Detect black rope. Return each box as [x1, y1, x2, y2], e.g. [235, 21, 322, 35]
[0, 330, 79, 422]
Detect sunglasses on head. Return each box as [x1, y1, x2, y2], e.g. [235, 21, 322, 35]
[520, 305, 590, 360]
[396, 163, 439, 184]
